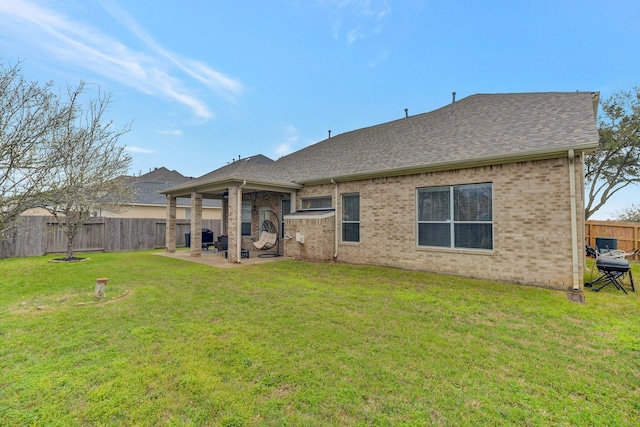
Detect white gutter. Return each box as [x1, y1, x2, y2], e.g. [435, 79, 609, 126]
[236, 180, 247, 263]
[568, 150, 580, 290]
[331, 179, 339, 259]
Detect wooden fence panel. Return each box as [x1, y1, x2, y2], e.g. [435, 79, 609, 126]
[0, 216, 222, 258]
[0, 216, 48, 258]
[105, 218, 158, 251]
[585, 220, 640, 259]
[45, 219, 106, 254]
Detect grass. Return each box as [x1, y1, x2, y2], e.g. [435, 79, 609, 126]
[0, 251, 639, 426]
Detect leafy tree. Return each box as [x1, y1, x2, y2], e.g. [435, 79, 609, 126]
[40, 82, 133, 260]
[585, 87, 640, 219]
[615, 204, 640, 223]
[0, 62, 70, 236]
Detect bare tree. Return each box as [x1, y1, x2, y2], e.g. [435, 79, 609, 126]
[585, 87, 640, 219]
[40, 82, 133, 260]
[0, 62, 69, 236]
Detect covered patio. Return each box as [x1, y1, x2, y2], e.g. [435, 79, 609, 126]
[162, 168, 301, 263]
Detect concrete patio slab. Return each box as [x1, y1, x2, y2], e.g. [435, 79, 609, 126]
[155, 249, 292, 269]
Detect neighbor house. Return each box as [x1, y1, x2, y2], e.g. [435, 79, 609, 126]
[162, 92, 600, 290]
[22, 167, 222, 220]
[102, 167, 221, 220]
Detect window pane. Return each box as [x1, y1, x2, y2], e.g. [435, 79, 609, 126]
[241, 222, 251, 236]
[281, 199, 291, 216]
[242, 201, 251, 221]
[418, 223, 451, 247]
[454, 183, 492, 222]
[241, 201, 251, 236]
[454, 223, 493, 249]
[301, 197, 332, 209]
[281, 199, 290, 238]
[418, 188, 450, 221]
[342, 194, 359, 221]
[342, 223, 360, 242]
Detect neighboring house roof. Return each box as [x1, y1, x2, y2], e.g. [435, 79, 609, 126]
[138, 167, 191, 183]
[163, 92, 600, 195]
[130, 168, 221, 207]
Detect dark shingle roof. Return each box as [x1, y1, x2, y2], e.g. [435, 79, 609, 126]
[178, 154, 295, 188]
[277, 92, 600, 182]
[131, 169, 220, 207]
[138, 167, 190, 183]
[164, 92, 599, 192]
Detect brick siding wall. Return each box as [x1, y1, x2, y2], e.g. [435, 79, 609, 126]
[287, 156, 584, 290]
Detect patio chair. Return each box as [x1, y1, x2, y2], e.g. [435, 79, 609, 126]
[252, 211, 280, 257]
[215, 235, 228, 255]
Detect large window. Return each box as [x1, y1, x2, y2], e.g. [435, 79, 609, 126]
[301, 196, 332, 210]
[242, 201, 251, 235]
[417, 183, 492, 250]
[342, 193, 360, 242]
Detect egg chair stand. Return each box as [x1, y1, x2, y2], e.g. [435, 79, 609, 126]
[252, 211, 281, 257]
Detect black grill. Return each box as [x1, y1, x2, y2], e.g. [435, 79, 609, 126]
[586, 256, 635, 294]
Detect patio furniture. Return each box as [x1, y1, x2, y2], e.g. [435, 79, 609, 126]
[202, 229, 215, 250]
[224, 248, 249, 259]
[185, 228, 215, 250]
[252, 211, 280, 257]
[585, 256, 635, 294]
[215, 235, 228, 255]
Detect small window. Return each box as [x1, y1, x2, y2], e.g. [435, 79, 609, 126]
[301, 196, 332, 210]
[417, 183, 492, 250]
[342, 193, 360, 242]
[281, 199, 290, 238]
[241, 201, 251, 235]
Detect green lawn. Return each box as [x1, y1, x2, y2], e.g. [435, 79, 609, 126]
[1, 252, 638, 426]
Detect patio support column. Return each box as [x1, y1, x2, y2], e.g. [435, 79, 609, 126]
[190, 192, 202, 257]
[227, 185, 239, 263]
[165, 195, 177, 253]
[222, 197, 228, 235]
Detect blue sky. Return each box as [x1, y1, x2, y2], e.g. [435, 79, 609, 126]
[0, 0, 638, 219]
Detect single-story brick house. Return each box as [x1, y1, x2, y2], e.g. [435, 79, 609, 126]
[162, 92, 600, 290]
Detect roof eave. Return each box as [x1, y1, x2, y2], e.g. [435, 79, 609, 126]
[299, 142, 599, 185]
[160, 177, 302, 197]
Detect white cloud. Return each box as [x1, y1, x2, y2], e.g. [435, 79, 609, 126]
[318, 0, 392, 45]
[0, 0, 244, 120]
[157, 129, 183, 136]
[125, 146, 154, 154]
[275, 125, 300, 156]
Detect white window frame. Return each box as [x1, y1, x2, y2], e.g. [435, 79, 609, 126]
[341, 193, 360, 243]
[416, 183, 493, 250]
[241, 201, 251, 236]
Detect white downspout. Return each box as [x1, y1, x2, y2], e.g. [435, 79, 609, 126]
[332, 179, 339, 259]
[568, 150, 580, 290]
[236, 180, 247, 263]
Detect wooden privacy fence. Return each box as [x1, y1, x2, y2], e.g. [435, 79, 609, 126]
[585, 220, 640, 260]
[0, 216, 221, 258]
